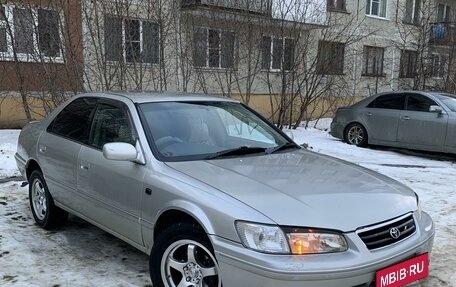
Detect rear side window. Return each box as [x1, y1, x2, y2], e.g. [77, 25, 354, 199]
[367, 94, 405, 110]
[48, 97, 98, 143]
[406, 94, 438, 112]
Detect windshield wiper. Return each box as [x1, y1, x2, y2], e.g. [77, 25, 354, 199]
[267, 142, 300, 154]
[206, 146, 267, 160]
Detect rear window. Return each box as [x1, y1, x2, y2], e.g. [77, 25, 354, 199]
[367, 94, 405, 110]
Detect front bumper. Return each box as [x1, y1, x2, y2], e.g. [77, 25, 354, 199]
[14, 152, 27, 180]
[211, 212, 434, 287]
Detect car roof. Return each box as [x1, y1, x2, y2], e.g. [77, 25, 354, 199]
[81, 91, 240, 104]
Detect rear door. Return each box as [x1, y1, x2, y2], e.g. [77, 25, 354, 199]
[397, 93, 448, 146]
[39, 97, 98, 209]
[77, 100, 145, 245]
[364, 93, 405, 142]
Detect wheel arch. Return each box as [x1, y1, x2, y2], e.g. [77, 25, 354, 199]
[25, 159, 42, 181]
[343, 121, 369, 143]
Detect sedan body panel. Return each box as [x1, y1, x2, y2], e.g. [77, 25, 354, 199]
[167, 149, 417, 232]
[77, 145, 145, 245]
[363, 108, 401, 142]
[397, 111, 448, 146]
[38, 132, 81, 208]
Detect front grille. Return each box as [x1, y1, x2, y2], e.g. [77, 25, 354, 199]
[358, 214, 416, 250]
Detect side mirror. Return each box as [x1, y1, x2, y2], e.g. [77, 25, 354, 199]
[103, 142, 137, 161]
[429, 105, 443, 114]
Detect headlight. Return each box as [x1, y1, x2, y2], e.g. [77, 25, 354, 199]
[284, 228, 348, 254]
[235, 221, 348, 255]
[235, 221, 290, 253]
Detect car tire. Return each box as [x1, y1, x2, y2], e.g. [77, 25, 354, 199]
[344, 123, 368, 147]
[29, 170, 68, 229]
[150, 222, 222, 287]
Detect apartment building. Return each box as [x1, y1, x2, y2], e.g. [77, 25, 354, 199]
[1, 0, 455, 127]
[318, 0, 456, 98]
[0, 0, 84, 127]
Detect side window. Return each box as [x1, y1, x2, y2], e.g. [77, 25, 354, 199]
[367, 94, 405, 110]
[406, 94, 438, 112]
[90, 103, 135, 149]
[48, 97, 98, 143]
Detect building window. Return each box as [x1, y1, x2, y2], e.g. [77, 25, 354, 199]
[431, 54, 447, 78]
[366, 0, 387, 18]
[0, 5, 62, 60]
[261, 36, 295, 71]
[193, 27, 235, 69]
[363, 46, 384, 76]
[104, 15, 160, 64]
[327, 0, 346, 11]
[0, 6, 8, 53]
[399, 50, 417, 78]
[404, 0, 420, 24]
[316, 41, 345, 75]
[437, 4, 451, 22]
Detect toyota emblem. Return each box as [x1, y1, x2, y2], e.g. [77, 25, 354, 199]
[389, 227, 401, 239]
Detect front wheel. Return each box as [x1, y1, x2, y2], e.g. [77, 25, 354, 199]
[29, 170, 68, 229]
[344, 123, 368, 147]
[150, 222, 222, 287]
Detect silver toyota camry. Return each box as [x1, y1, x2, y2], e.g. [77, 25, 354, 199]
[331, 90, 456, 153]
[15, 92, 434, 287]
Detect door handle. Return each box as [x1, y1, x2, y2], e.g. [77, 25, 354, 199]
[79, 161, 90, 170]
[367, 112, 373, 116]
[38, 145, 46, 153]
[401, 116, 411, 120]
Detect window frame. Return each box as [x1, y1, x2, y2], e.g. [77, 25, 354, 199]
[399, 50, 417, 78]
[316, 40, 345, 75]
[0, 4, 64, 63]
[366, 0, 388, 18]
[430, 53, 447, 78]
[88, 101, 136, 150]
[327, 0, 347, 12]
[403, 0, 420, 25]
[192, 26, 236, 70]
[405, 93, 439, 112]
[366, 93, 406, 110]
[362, 46, 385, 77]
[104, 15, 160, 65]
[437, 4, 451, 22]
[261, 35, 296, 72]
[47, 97, 99, 144]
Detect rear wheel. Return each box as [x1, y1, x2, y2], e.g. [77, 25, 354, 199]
[344, 123, 368, 147]
[150, 222, 221, 287]
[29, 170, 68, 229]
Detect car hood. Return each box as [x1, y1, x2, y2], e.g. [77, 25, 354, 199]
[166, 150, 417, 232]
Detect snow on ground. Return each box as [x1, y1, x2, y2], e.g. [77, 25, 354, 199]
[0, 130, 20, 179]
[1, 123, 456, 286]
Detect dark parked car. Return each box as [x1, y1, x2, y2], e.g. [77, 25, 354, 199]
[16, 92, 434, 287]
[331, 91, 456, 153]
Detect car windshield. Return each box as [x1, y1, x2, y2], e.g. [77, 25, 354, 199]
[435, 93, 456, 112]
[138, 101, 292, 161]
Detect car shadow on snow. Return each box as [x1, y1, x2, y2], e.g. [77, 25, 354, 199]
[368, 145, 456, 163]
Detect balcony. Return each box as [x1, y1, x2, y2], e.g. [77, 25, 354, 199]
[429, 22, 456, 46]
[181, 0, 272, 15]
